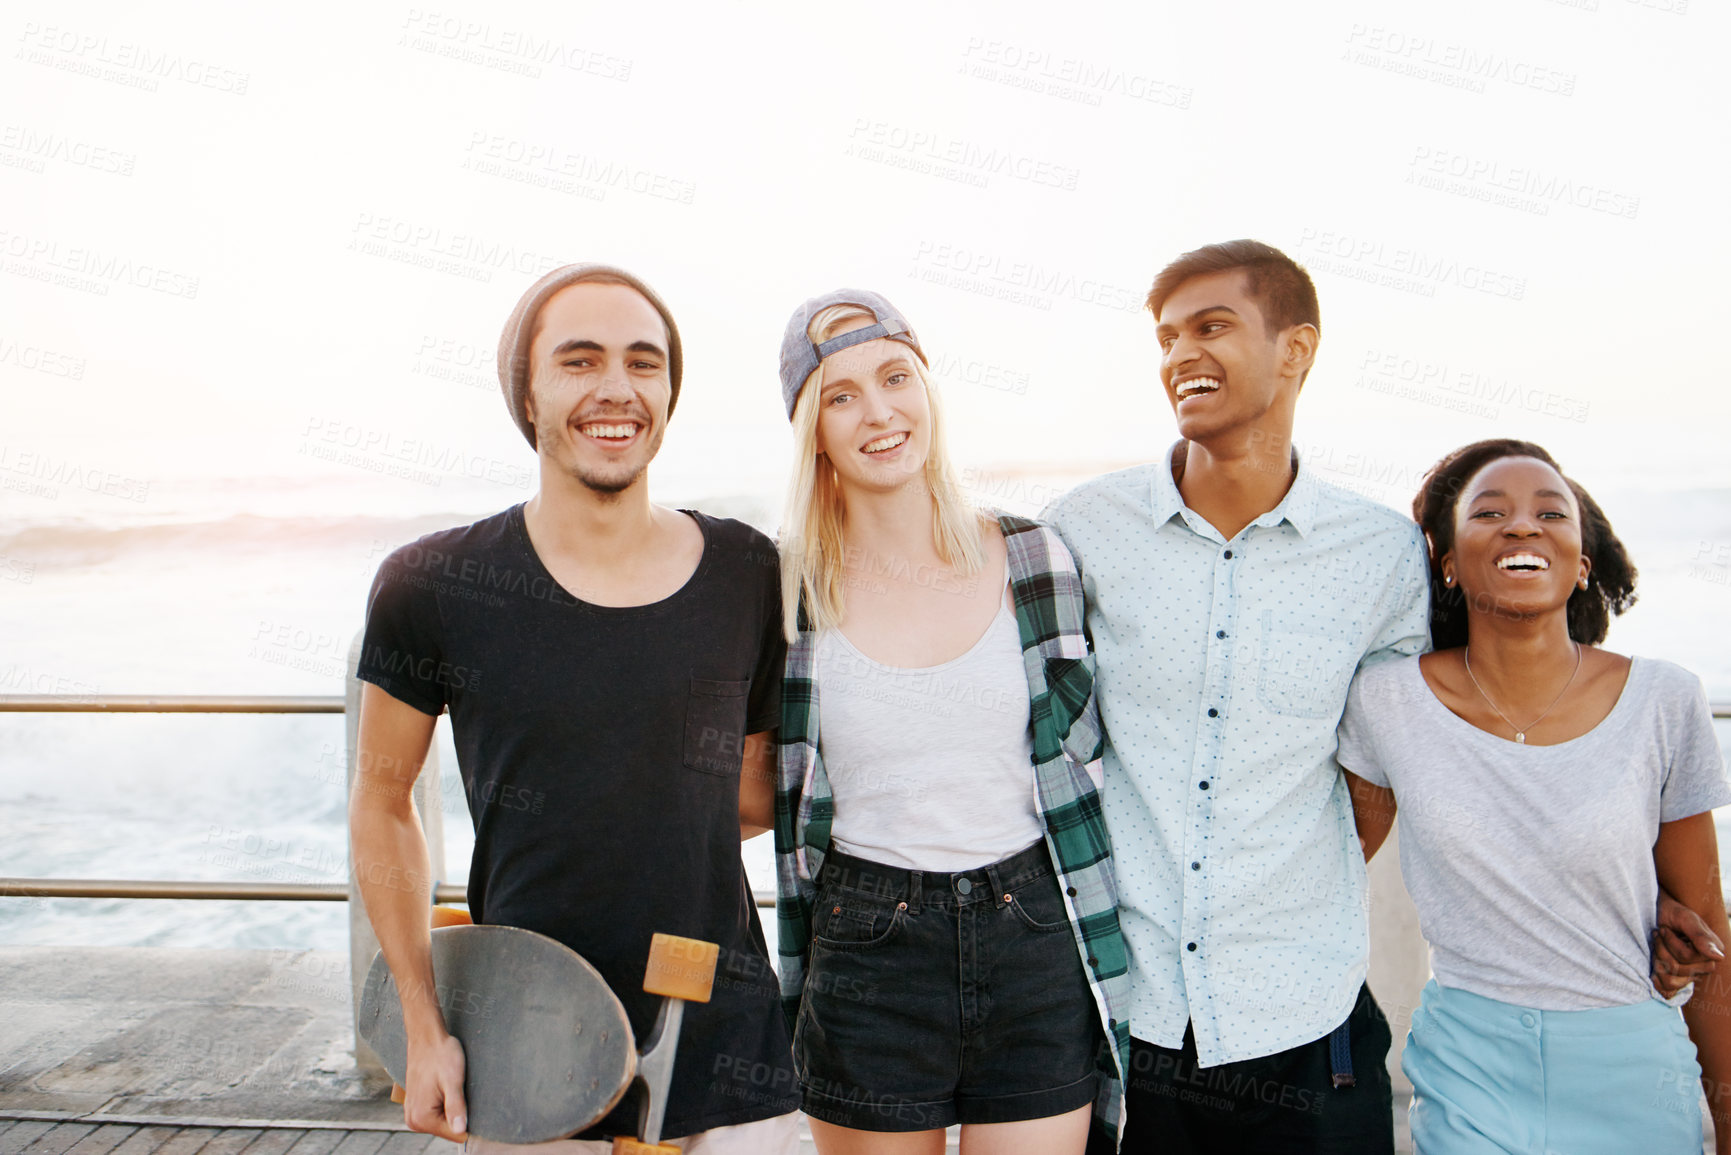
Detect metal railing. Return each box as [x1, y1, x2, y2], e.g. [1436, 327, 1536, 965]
[0, 694, 343, 713]
[0, 689, 779, 909]
[3, 691, 1724, 908]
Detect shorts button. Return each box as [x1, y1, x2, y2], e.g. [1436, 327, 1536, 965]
[1521, 1013, 1536, 1028]
[955, 876, 972, 895]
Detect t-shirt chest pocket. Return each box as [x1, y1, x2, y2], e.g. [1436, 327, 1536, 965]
[683, 676, 750, 776]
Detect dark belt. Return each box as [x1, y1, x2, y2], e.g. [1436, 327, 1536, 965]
[1329, 1018, 1356, 1088]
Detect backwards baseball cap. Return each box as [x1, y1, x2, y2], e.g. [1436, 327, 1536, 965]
[778, 288, 926, 421]
[496, 263, 683, 448]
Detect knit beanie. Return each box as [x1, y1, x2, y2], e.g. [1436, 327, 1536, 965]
[496, 263, 683, 447]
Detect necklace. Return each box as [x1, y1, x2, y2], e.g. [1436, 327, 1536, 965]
[1462, 641, 1583, 744]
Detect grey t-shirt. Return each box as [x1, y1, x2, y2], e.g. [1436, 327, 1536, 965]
[1338, 654, 1731, 1010]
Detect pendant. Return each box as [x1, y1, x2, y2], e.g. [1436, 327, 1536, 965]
[1516, 732, 1526, 743]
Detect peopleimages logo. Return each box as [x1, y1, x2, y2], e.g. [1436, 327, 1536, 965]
[958, 39, 1193, 109]
[398, 10, 632, 81]
[1408, 146, 1640, 220]
[0, 124, 136, 176]
[0, 445, 150, 502]
[0, 229, 200, 299]
[462, 131, 696, 205]
[299, 417, 533, 490]
[15, 22, 250, 94]
[909, 240, 1144, 313]
[845, 119, 1081, 191]
[347, 212, 564, 284]
[1295, 229, 1527, 301]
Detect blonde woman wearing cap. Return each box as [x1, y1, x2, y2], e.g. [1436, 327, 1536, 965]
[770, 290, 1132, 1154]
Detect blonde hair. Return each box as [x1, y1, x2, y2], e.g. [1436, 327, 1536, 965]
[779, 304, 984, 641]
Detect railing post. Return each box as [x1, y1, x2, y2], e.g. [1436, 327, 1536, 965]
[347, 630, 447, 1076]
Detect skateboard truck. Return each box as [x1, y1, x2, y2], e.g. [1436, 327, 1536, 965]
[611, 933, 719, 1155]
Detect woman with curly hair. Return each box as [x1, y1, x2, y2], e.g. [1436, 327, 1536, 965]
[1338, 438, 1731, 1153]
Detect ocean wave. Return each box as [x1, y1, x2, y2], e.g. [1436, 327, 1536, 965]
[0, 493, 783, 567]
[0, 512, 480, 566]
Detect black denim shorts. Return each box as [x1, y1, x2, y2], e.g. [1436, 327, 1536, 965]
[793, 839, 1103, 1131]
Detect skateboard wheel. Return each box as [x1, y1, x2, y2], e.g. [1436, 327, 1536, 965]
[642, 934, 718, 1003]
[610, 1141, 679, 1154]
[430, 905, 473, 928]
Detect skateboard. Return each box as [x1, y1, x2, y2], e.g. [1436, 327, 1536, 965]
[359, 922, 718, 1151]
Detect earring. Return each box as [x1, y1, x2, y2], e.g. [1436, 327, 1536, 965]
[1578, 576, 1589, 589]
[1444, 574, 1453, 587]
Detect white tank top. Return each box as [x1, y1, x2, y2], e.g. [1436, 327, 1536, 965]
[814, 594, 1042, 871]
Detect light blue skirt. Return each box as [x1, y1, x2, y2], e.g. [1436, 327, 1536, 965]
[1403, 979, 1702, 1154]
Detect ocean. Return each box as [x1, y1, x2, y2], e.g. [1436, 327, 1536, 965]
[2, 471, 1728, 950]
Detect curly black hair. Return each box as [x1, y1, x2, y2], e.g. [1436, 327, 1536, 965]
[1412, 439, 1637, 650]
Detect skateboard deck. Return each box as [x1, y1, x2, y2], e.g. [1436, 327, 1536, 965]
[360, 923, 637, 1144]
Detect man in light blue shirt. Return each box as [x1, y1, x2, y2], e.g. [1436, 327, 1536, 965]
[1047, 240, 1424, 1153]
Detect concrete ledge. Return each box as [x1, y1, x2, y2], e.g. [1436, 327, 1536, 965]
[0, 947, 394, 1127]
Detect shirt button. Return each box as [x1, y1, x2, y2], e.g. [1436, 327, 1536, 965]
[1187, 942, 1198, 952]
[1108, 1018, 1117, 1029]
[1066, 886, 1078, 897]
[1088, 956, 1099, 968]
[1223, 549, 1234, 559]
[1199, 781, 1210, 791]
[955, 877, 972, 895]
[1215, 630, 1226, 639]
[1207, 708, 1219, 718]
[1191, 861, 1201, 871]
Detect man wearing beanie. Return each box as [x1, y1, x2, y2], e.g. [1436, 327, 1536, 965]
[349, 265, 800, 1153]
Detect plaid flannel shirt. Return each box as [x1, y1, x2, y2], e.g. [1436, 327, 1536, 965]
[773, 512, 1133, 1142]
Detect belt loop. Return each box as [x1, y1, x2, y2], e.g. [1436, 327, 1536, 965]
[1328, 1019, 1355, 1088]
[985, 858, 1008, 906]
[908, 870, 922, 914]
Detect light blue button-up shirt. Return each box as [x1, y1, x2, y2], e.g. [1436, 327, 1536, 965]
[1046, 443, 1430, 1066]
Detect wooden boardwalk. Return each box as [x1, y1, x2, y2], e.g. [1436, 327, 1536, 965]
[0, 1122, 455, 1155]
[0, 1120, 842, 1155]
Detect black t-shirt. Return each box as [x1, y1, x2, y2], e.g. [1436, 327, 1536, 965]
[357, 504, 797, 1138]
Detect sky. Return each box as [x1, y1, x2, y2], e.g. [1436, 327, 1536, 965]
[1, 0, 1727, 522]
[3, 0, 1730, 952]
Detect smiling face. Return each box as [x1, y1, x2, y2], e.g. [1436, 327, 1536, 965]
[1444, 455, 1591, 619]
[1153, 269, 1314, 446]
[811, 323, 932, 495]
[525, 281, 671, 495]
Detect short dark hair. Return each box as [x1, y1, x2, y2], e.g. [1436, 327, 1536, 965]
[1147, 239, 1320, 337]
[1413, 438, 1637, 649]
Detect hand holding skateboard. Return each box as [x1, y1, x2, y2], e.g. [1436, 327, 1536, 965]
[403, 1029, 469, 1142]
[361, 918, 719, 1149]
